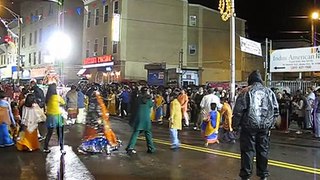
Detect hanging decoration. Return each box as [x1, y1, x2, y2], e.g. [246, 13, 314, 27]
[76, 7, 82, 15]
[218, 0, 232, 21]
[102, 0, 107, 5]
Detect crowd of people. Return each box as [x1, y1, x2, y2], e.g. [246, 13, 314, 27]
[0, 70, 319, 180]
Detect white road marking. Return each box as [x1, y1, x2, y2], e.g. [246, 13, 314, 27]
[46, 145, 94, 180]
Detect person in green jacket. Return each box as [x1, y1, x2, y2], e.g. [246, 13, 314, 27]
[126, 87, 156, 155]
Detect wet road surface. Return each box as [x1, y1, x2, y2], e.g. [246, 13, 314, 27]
[0, 117, 320, 180]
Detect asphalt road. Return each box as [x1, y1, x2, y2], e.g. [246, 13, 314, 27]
[0, 117, 319, 180]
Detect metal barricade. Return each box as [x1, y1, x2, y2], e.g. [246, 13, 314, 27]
[270, 81, 316, 94]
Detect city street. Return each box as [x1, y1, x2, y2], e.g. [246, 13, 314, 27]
[0, 117, 319, 180]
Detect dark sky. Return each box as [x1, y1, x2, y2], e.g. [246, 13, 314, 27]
[0, 0, 319, 42]
[189, 0, 317, 41]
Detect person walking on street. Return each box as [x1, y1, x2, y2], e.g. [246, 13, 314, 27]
[168, 91, 182, 150]
[233, 70, 279, 180]
[126, 87, 156, 155]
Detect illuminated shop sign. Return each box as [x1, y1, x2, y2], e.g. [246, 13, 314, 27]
[83, 55, 112, 65]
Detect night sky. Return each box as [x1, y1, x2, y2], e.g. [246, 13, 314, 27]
[0, 0, 319, 41]
[189, 0, 317, 41]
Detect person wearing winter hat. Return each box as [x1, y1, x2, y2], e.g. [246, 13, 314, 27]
[232, 70, 279, 180]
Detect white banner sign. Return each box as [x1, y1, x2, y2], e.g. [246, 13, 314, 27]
[270, 46, 320, 72]
[240, 36, 262, 56]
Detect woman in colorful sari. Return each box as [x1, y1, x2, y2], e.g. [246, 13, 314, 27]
[107, 90, 117, 116]
[43, 83, 66, 154]
[0, 90, 16, 147]
[154, 91, 165, 124]
[16, 94, 46, 151]
[202, 103, 220, 147]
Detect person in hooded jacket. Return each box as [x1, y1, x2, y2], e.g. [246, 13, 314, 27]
[232, 70, 279, 180]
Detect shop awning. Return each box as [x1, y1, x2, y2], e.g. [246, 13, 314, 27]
[83, 62, 114, 69]
[77, 68, 88, 75]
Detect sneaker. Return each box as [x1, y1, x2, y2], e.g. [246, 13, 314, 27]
[4, 142, 14, 147]
[158, 121, 163, 125]
[126, 149, 137, 155]
[43, 149, 51, 153]
[147, 148, 156, 154]
[296, 131, 303, 134]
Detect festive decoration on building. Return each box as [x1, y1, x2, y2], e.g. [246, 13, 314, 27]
[218, 0, 232, 21]
[78, 90, 121, 155]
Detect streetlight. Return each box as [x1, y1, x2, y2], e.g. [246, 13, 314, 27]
[311, 11, 319, 46]
[0, 5, 22, 83]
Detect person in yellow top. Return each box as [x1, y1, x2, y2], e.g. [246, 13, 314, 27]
[43, 83, 66, 154]
[169, 91, 182, 149]
[219, 97, 236, 143]
[154, 91, 165, 124]
[107, 90, 117, 115]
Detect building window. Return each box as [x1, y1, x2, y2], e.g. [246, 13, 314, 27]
[33, 52, 37, 65]
[95, 9, 100, 26]
[87, 11, 91, 28]
[38, 51, 41, 64]
[112, 41, 118, 54]
[189, 15, 197, 26]
[189, 45, 196, 55]
[21, 35, 25, 48]
[34, 30, 37, 44]
[113, 1, 119, 14]
[103, 5, 109, 22]
[30, 13, 33, 24]
[94, 39, 98, 55]
[102, 37, 107, 55]
[29, 33, 32, 46]
[28, 53, 32, 64]
[86, 41, 90, 58]
[39, 28, 42, 43]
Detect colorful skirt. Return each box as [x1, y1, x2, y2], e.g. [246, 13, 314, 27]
[201, 122, 219, 144]
[0, 123, 14, 147]
[16, 129, 40, 151]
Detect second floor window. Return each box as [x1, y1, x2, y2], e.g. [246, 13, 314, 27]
[112, 41, 118, 54]
[189, 15, 197, 26]
[38, 51, 41, 64]
[39, 28, 43, 43]
[86, 41, 90, 58]
[87, 11, 91, 28]
[33, 52, 37, 65]
[29, 33, 32, 46]
[34, 30, 37, 44]
[102, 37, 107, 55]
[21, 35, 25, 48]
[94, 39, 98, 54]
[28, 53, 31, 64]
[104, 5, 108, 23]
[95, 9, 100, 26]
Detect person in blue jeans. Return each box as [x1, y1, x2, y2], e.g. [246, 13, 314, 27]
[168, 91, 182, 149]
[0, 90, 16, 147]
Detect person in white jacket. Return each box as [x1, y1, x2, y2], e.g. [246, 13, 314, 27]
[200, 88, 222, 114]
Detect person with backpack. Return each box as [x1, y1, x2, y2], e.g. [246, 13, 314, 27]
[233, 70, 279, 180]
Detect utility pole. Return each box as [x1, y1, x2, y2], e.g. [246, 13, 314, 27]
[230, 0, 236, 104]
[178, 49, 183, 88]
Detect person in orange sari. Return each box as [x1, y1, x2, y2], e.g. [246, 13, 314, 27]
[178, 89, 189, 126]
[219, 97, 236, 143]
[16, 94, 46, 151]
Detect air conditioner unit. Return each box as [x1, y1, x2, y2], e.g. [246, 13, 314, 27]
[92, 52, 97, 56]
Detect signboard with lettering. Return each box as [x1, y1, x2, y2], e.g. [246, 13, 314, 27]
[270, 46, 320, 72]
[240, 36, 262, 56]
[83, 55, 112, 65]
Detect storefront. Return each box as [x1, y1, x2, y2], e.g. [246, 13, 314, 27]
[78, 55, 119, 83]
[0, 65, 17, 80]
[181, 70, 199, 86]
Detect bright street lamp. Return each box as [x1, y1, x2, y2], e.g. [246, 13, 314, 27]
[311, 11, 319, 46]
[47, 31, 71, 59]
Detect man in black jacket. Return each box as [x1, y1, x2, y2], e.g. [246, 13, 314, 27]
[233, 70, 279, 180]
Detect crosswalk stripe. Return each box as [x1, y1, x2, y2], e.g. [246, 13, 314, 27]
[46, 146, 95, 180]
